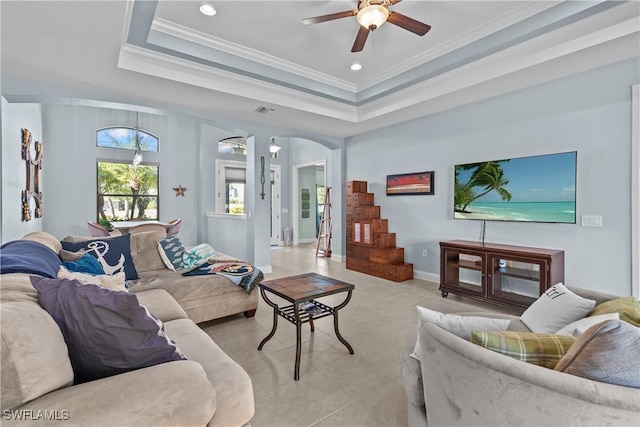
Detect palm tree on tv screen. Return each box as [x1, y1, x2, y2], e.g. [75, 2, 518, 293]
[455, 161, 512, 212]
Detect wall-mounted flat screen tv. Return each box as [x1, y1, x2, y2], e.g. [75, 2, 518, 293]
[454, 151, 577, 223]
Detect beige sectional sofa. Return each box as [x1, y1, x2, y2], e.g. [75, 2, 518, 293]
[0, 232, 255, 426]
[402, 287, 640, 426]
[65, 229, 260, 323]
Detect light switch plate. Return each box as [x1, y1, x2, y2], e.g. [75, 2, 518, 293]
[581, 215, 602, 227]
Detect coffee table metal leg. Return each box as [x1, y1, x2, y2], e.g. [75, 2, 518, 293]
[333, 290, 354, 354]
[258, 288, 278, 350]
[294, 305, 302, 380]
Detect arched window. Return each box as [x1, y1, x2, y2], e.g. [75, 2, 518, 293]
[96, 127, 159, 152]
[95, 126, 160, 225]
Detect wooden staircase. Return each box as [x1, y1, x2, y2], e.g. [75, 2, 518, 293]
[345, 180, 413, 282]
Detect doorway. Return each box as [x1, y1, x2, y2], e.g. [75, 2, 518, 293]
[292, 160, 326, 246]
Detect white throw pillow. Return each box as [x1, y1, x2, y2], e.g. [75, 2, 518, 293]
[58, 266, 128, 292]
[411, 306, 511, 361]
[520, 283, 596, 334]
[555, 313, 620, 337]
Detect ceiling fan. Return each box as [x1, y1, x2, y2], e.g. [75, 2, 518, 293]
[302, 0, 431, 53]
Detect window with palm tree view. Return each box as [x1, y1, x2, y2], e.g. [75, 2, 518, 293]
[97, 161, 159, 226]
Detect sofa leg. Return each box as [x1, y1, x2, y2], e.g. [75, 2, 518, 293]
[244, 309, 257, 318]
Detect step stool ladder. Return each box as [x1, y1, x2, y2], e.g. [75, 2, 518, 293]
[316, 186, 332, 257]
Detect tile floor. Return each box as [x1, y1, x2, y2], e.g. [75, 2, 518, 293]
[199, 244, 518, 427]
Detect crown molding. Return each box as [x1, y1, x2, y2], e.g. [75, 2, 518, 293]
[356, 0, 562, 90]
[357, 15, 639, 123]
[150, 17, 357, 93]
[117, 43, 358, 122]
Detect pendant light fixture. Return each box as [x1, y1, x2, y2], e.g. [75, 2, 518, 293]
[132, 112, 143, 167]
[269, 137, 282, 158]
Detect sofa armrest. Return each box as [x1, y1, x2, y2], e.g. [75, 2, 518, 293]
[135, 289, 188, 322]
[4, 361, 216, 427]
[419, 321, 640, 426]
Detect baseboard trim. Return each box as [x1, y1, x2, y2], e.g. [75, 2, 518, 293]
[257, 265, 272, 274]
[412, 269, 440, 284]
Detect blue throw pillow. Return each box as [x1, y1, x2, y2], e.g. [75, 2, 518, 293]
[62, 253, 105, 275]
[0, 240, 61, 278]
[31, 276, 185, 384]
[157, 236, 186, 271]
[61, 234, 139, 280]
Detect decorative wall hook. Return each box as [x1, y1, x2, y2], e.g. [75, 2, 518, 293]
[21, 128, 43, 222]
[260, 156, 266, 200]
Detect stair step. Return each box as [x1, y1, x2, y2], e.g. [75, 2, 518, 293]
[370, 247, 404, 265]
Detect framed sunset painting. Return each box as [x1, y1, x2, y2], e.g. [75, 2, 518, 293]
[386, 171, 434, 196]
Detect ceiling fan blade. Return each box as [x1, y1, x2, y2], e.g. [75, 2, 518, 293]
[303, 10, 357, 25]
[387, 12, 431, 36]
[389, 0, 403, 4]
[351, 26, 370, 52]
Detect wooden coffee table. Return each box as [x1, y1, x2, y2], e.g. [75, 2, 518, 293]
[257, 273, 354, 380]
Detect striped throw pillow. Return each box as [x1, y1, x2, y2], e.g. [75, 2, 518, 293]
[471, 331, 575, 368]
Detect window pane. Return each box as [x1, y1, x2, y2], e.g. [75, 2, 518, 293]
[97, 127, 159, 152]
[97, 161, 159, 221]
[226, 183, 245, 214]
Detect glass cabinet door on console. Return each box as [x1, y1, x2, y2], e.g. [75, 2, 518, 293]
[439, 240, 564, 310]
[440, 247, 486, 299]
[487, 255, 548, 308]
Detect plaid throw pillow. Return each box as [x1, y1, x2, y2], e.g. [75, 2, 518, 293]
[471, 331, 575, 368]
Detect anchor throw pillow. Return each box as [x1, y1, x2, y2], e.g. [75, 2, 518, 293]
[61, 234, 139, 280]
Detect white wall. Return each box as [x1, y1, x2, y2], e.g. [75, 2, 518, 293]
[346, 58, 640, 296]
[1, 98, 43, 242]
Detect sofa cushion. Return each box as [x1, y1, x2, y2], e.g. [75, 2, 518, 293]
[135, 289, 188, 322]
[164, 318, 255, 427]
[0, 273, 39, 304]
[0, 240, 62, 278]
[589, 297, 640, 327]
[554, 319, 640, 388]
[62, 253, 106, 275]
[470, 330, 575, 368]
[8, 361, 216, 427]
[1, 301, 74, 410]
[555, 313, 619, 337]
[520, 283, 596, 333]
[21, 231, 62, 254]
[32, 276, 185, 384]
[158, 235, 186, 271]
[411, 306, 510, 361]
[130, 230, 167, 273]
[58, 266, 128, 292]
[60, 234, 139, 280]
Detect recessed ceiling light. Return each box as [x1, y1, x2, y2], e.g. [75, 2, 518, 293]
[199, 4, 216, 16]
[350, 63, 362, 71]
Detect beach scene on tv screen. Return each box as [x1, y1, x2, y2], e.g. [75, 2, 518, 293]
[454, 152, 576, 223]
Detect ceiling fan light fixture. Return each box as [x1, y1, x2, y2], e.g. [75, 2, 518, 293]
[350, 63, 362, 71]
[357, 3, 389, 30]
[199, 3, 216, 16]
